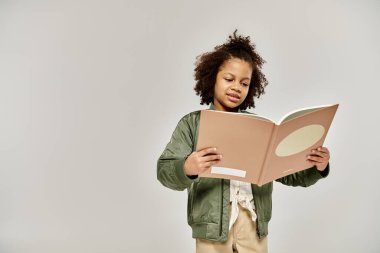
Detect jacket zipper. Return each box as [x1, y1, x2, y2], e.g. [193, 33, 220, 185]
[219, 179, 224, 236]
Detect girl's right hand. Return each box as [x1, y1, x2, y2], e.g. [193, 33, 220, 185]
[184, 147, 222, 176]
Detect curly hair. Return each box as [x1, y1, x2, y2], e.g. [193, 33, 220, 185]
[193, 29, 268, 110]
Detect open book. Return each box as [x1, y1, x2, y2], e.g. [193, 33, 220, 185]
[196, 104, 339, 186]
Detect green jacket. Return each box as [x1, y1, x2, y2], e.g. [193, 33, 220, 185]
[157, 107, 330, 242]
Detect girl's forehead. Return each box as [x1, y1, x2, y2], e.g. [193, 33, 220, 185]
[219, 58, 253, 75]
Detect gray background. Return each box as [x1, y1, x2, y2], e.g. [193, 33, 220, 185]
[1, 0, 379, 252]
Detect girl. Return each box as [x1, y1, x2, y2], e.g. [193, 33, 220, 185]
[157, 29, 330, 253]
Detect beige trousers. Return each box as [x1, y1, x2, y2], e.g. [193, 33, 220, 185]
[196, 203, 268, 253]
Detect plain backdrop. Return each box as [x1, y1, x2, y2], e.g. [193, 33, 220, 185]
[0, 0, 379, 252]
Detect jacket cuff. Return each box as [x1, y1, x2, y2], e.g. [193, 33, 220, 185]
[173, 158, 196, 187]
[317, 162, 330, 178]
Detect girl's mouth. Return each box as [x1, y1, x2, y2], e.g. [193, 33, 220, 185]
[227, 94, 240, 103]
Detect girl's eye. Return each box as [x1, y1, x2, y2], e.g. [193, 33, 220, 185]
[225, 78, 233, 82]
[243, 83, 249, 87]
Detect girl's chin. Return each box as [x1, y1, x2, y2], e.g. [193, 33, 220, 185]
[222, 101, 240, 111]
[226, 99, 241, 106]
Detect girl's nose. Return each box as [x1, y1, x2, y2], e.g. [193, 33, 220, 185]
[231, 83, 241, 92]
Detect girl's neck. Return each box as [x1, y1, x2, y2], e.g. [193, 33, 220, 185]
[213, 102, 238, 112]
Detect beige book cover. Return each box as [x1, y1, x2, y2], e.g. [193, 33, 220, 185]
[196, 104, 339, 186]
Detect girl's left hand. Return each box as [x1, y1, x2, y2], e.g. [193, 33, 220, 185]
[306, 146, 330, 171]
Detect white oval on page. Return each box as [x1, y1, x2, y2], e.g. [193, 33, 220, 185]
[275, 124, 325, 157]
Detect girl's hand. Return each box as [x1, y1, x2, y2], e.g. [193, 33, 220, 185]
[306, 146, 330, 171]
[184, 147, 222, 176]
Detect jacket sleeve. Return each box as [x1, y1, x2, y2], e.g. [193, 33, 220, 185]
[157, 114, 197, 191]
[275, 163, 330, 187]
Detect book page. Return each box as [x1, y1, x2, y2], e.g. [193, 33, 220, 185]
[235, 104, 337, 125]
[278, 104, 337, 124]
[258, 104, 339, 185]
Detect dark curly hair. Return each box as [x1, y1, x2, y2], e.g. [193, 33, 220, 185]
[194, 29, 268, 110]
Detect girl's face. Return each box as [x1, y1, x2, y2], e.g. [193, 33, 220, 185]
[213, 58, 253, 112]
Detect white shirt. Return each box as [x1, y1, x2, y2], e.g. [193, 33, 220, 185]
[229, 180, 257, 231]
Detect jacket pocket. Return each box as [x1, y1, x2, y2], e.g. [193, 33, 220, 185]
[190, 178, 220, 224]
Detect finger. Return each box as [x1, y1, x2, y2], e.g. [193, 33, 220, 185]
[316, 147, 329, 154]
[200, 160, 220, 171]
[307, 159, 325, 164]
[310, 150, 327, 158]
[309, 147, 330, 156]
[198, 147, 220, 157]
[200, 154, 222, 162]
[307, 155, 326, 163]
